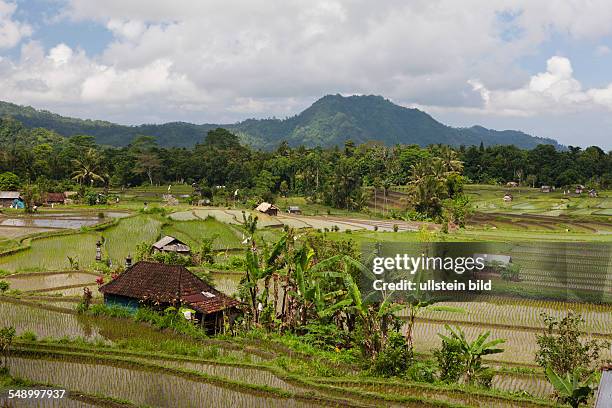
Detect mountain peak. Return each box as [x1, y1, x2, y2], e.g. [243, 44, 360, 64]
[0, 97, 562, 150]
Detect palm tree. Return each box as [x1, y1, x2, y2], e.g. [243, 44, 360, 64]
[71, 148, 105, 186]
[439, 146, 464, 173]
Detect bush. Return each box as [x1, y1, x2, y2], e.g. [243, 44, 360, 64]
[18, 331, 37, 342]
[434, 339, 464, 382]
[0, 281, 9, 293]
[371, 332, 410, 377]
[407, 361, 436, 383]
[89, 304, 133, 318]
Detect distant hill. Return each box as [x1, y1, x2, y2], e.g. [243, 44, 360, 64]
[0, 95, 562, 149]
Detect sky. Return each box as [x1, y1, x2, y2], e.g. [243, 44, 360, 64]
[1, 1, 612, 149]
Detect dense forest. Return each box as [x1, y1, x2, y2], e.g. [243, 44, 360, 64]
[0, 116, 610, 219]
[0, 95, 561, 149]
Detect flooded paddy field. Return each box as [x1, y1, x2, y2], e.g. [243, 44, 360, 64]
[6, 355, 325, 408]
[3, 272, 97, 292]
[0, 215, 161, 272]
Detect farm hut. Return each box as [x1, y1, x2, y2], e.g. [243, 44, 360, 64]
[44, 192, 65, 205]
[152, 236, 191, 255]
[287, 206, 302, 214]
[575, 184, 585, 194]
[589, 189, 598, 197]
[473, 254, 512, 267]
[255, 202, 279, 216]
[596, 365, 612, 407]
[99, 261, 241, 334]
[506, 181, 518, 188]
[0, 191, 20, 207]
[540, 185, 551, 193]
[503, 193, 513, 202]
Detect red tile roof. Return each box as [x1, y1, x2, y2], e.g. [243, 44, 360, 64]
[99, 261, 240, 314]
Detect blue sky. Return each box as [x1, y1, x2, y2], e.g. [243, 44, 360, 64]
[1, 0, 612, 149]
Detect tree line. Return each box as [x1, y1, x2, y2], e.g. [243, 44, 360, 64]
[1, 117, 610, 211]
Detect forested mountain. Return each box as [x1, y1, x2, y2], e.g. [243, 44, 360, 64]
[0, 95, 562, 150]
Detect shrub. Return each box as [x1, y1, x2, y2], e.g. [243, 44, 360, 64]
[0, 281, 9, 293]
[434, 338, 465, 382]
[18, 331, 37, 342]
[371, 332, 410, 377]
[536, 312, 609, 375]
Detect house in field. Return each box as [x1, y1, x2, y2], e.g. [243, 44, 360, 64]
[503, 193, 513, 202]
[540, 185, 551, 193]
[506, 181, 519, 188]
[0, 191, 21, 208]
[473, 254, 512, 267]
[575, 184, 585, 194]
[589, 189, 598, 197]
[152, 236, 191, 255]
[44, 192, 65, 205]
[255, 202, 279, 216]
[596, 364, 612, 407]
[287, 206, 302, 214]
[99, 261, 241, 333]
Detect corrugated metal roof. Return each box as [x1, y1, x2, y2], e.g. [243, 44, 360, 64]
[152, 235, 180, 249]
[473, 254, 512, 266]
[596, 370, 612, 408]
[0, 191, 20, 199]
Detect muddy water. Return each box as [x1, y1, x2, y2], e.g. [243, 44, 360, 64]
[0, 300, 262, 362]
[0, 218, 98, 229]
[3, 273, 96, 292]
[127, 356, 302, 392]
[0, 395, 97, 408]
[7, 357, 319, 408]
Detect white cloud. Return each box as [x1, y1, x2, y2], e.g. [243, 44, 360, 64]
[0, 0, 31, 48]
[2, 0, 612, 139]
[468, 56, 612, 116]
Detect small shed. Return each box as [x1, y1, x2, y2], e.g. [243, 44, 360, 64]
[0, 191, 20, 207]
[44, 192, 65, 205]
[99, 261, 241, 334]
[589, 189, 598, 197]
[152, 236, 191, 254]
[255, 202, 279, 216]
[596, 365, 612, 408]
[473, 254, 512, 267]
[503, 193, 513, 202]
[287, 206, 302, 214]
[506, 182, 518, 188]
[540, 185, 551, 193]
[575, 184, 585, 194]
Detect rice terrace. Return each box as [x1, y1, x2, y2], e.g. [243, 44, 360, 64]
[2, 2, 612, 406]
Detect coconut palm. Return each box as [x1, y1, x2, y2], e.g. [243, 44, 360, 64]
[71, 148, 105, 186]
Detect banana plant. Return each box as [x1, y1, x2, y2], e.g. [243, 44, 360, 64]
[545, 367, 598, 408]
[243, 237, 286, 324]
[438, 325, 506, 385]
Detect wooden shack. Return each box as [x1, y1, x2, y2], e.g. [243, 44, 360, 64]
[99, 261, 240, 333]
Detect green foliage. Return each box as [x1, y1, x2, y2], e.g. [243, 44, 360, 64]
[151, 251, 192, 266]
[437, 325, 505, 387]
[18, 331, 37, 342]
[0, 172, 20, 190]
[0, 326, 16, 368]
[535, 312, 609, 375]
[434, 338, 465, 382]
[89, 304, 133, 318]
[371, 332, 410, 377]
[0, 280, 9, 293]
[545, 367, 598, 408]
